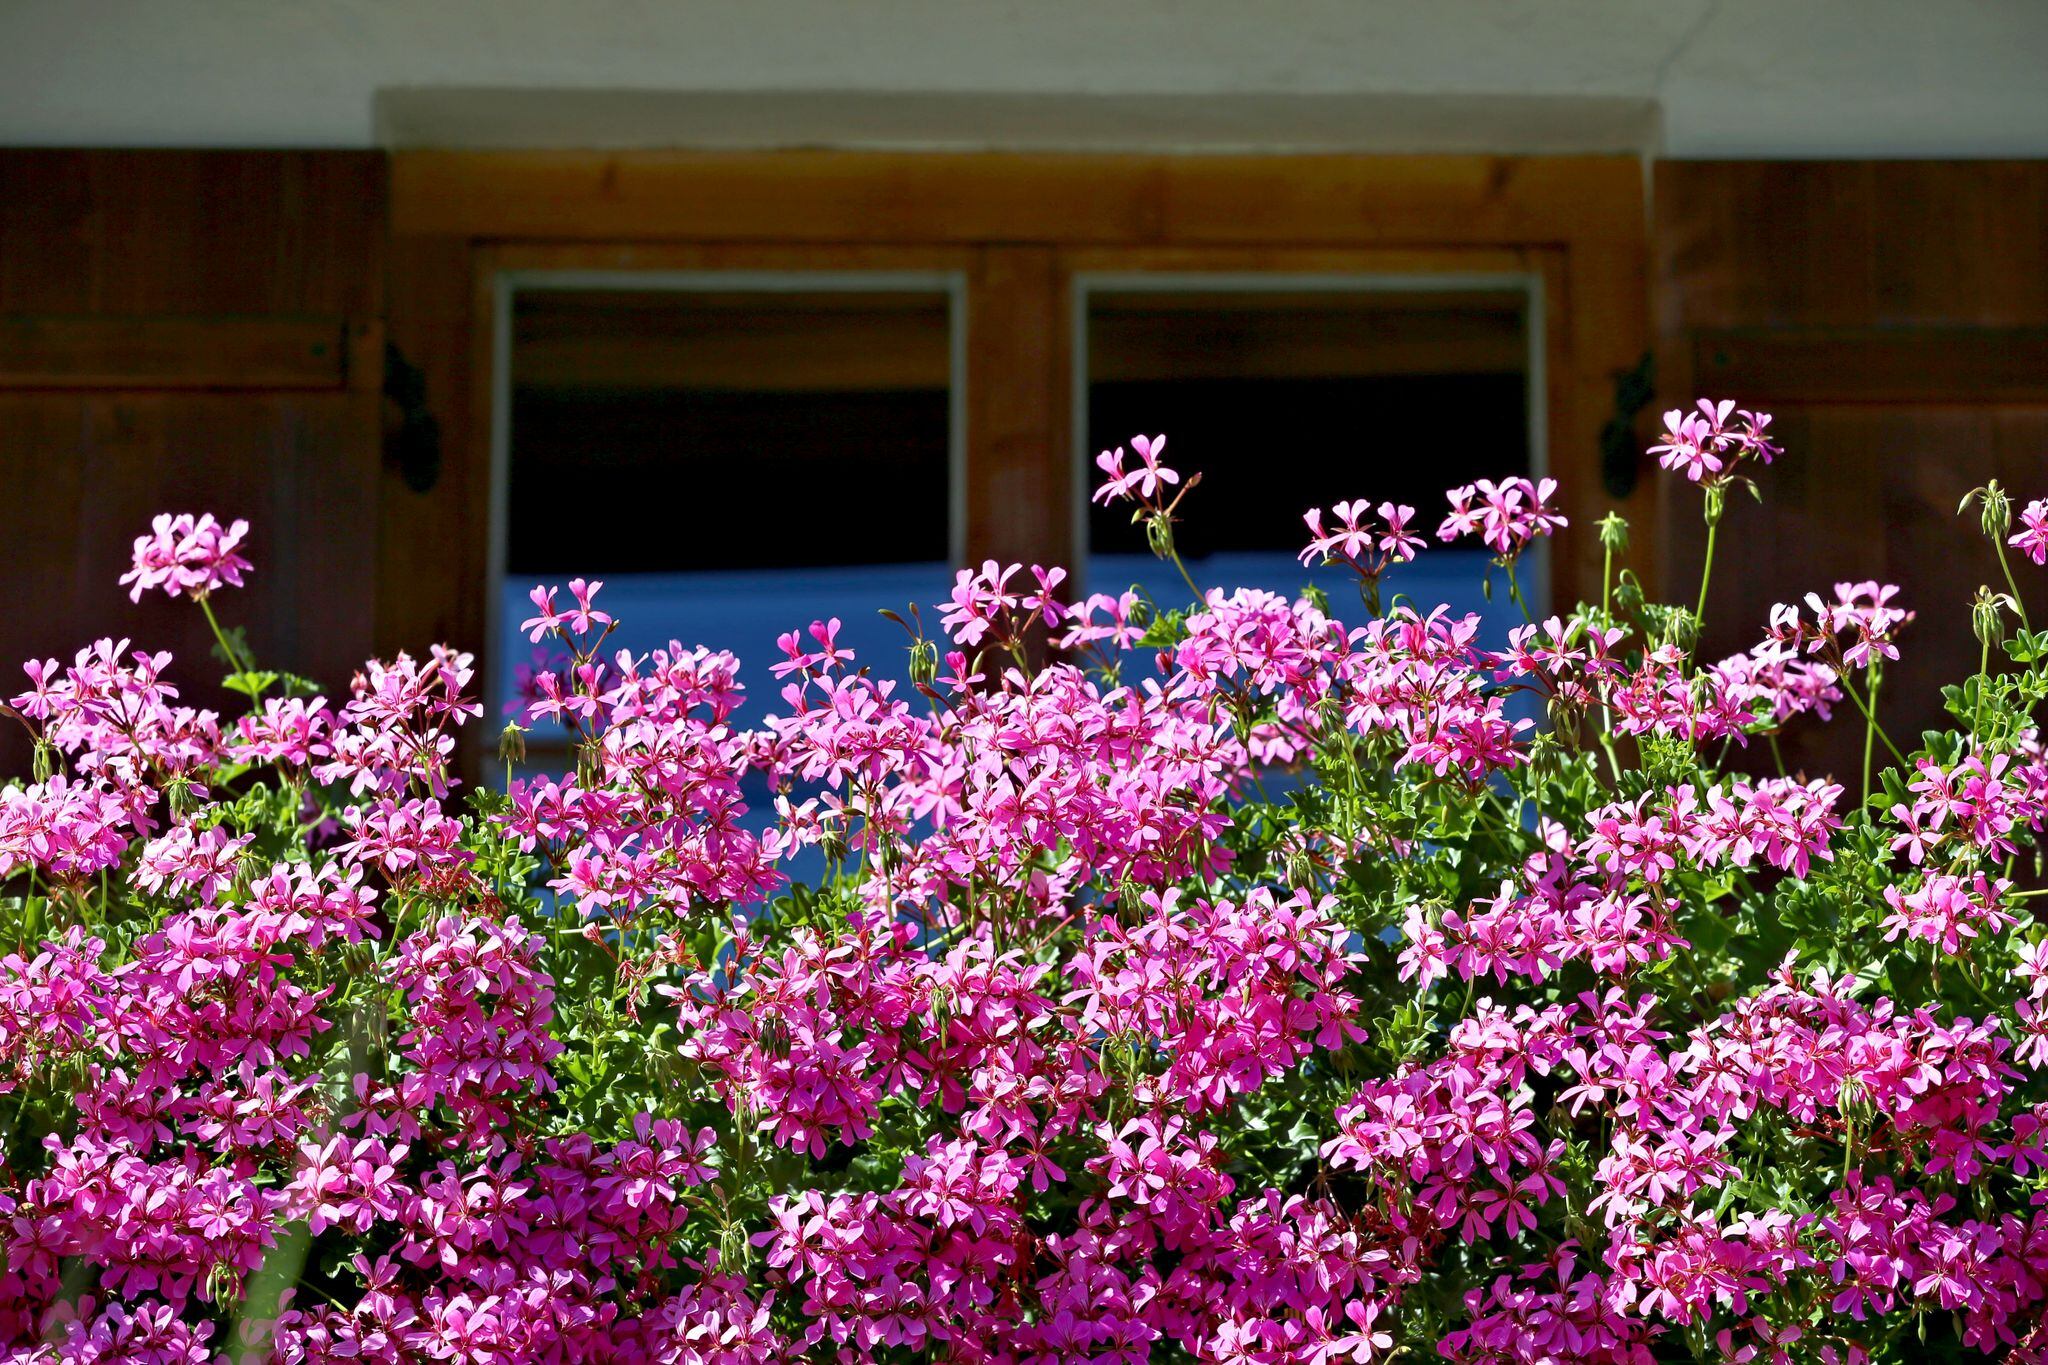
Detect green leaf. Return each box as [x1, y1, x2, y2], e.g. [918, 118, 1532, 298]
[222, 669, 280, 699]
[2004, 629, 2048, 665]
[1138, 607, 1188, 649]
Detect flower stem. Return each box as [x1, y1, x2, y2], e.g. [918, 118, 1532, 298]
[198, 593, 251, 677]
[1976, 634, 1990, 738]
[1503, 558, 1534, 625]
[1840, 673, 1906, 770]
[1994, 536, 2034, 633]
[1695, 518, 1719, 631]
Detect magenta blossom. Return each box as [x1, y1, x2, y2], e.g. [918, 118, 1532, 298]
[8, 405, 2048, 1365]
[1094, 433, 1179, 506]
[1301, 500, 1426, 577]
[2011, 497, 2048, 566]
[119, 512, 252, 602]
[1649, 398, 1780, 483]
[1437, 476, 1567, 556]
[1767, 581, 1914, 671]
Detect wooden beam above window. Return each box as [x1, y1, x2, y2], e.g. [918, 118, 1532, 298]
[512, 290, 951, 394]
[390, 150, 1644, 248]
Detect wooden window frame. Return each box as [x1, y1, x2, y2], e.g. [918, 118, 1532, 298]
[383, 151, 1650, 718]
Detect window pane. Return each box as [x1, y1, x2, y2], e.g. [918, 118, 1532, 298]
[501, 285, 954, 718]
[1082, 285, 1532, 626]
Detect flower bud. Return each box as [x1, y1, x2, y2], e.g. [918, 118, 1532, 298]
[1100, 1031, 1140, 1088]
[654, 1049, 692, 1087]
[1544, 695, 1581, 748]
[1285, 849, 1316, 888]
[1597, 511, 1630, 556]
[1969, 480, 2014, 540]
[1144, 512, 1176, 562]
[1118, 879, 1144, 918]
[206, 1260, 241, 1308]
[1614, 575, 1645, 617]
[497, 720, 527, 766]
[1702, 482, 1728, 529]
[1972, 586, 2006, 649]
[819, 829, 849, 866]
[1664, 607, 1699, 653]
[907, 638, 939, 687]
[1230, 704, 1254, 746]
[719, 1221, 751, 1272]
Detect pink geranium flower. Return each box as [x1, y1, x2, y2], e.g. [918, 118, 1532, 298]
[119, 512, 252, 601]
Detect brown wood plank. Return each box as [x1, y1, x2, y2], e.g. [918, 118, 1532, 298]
[515, 304, 951, 393]
[392, 150, 1643, 247]
[1870, 162, 2048, 326]
[1652, 163, 1881, 332]
[377, 235, 483, 670]
[1693, 326, 2048, 405]
[484, 241, 982, 274]
[966, 246, 1069, 572]
[1559, 230, 1660, 603]
[1055, 244, 1535, 275]
[0, 315, 350, 390]
[0, 152, 386, 318]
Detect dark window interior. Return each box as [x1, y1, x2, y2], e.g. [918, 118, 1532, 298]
[506, 288, 952, 575]
[1084, 289, 1531, 560]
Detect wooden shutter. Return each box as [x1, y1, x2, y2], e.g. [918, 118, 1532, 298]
[1655, 161, 2048, 776]
[0, 151, 386, 773]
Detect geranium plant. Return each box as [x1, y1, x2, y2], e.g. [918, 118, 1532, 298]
[5, 402, 2048, 1364]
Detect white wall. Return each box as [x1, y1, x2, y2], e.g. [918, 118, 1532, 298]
[4, 0, 2046, 157]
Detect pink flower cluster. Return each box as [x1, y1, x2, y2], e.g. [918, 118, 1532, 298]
[1091, 434, 1177, 506]
[1769, 581, 1916, 672]
[4, 402, 2048, 1365]
[1649, 398, 1780, 484]
[120, 512, 253, 602]
[1399, 775, 1842, 991]
[1437, 476, 1567, 557]
[1299, 501, 1425, 580]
